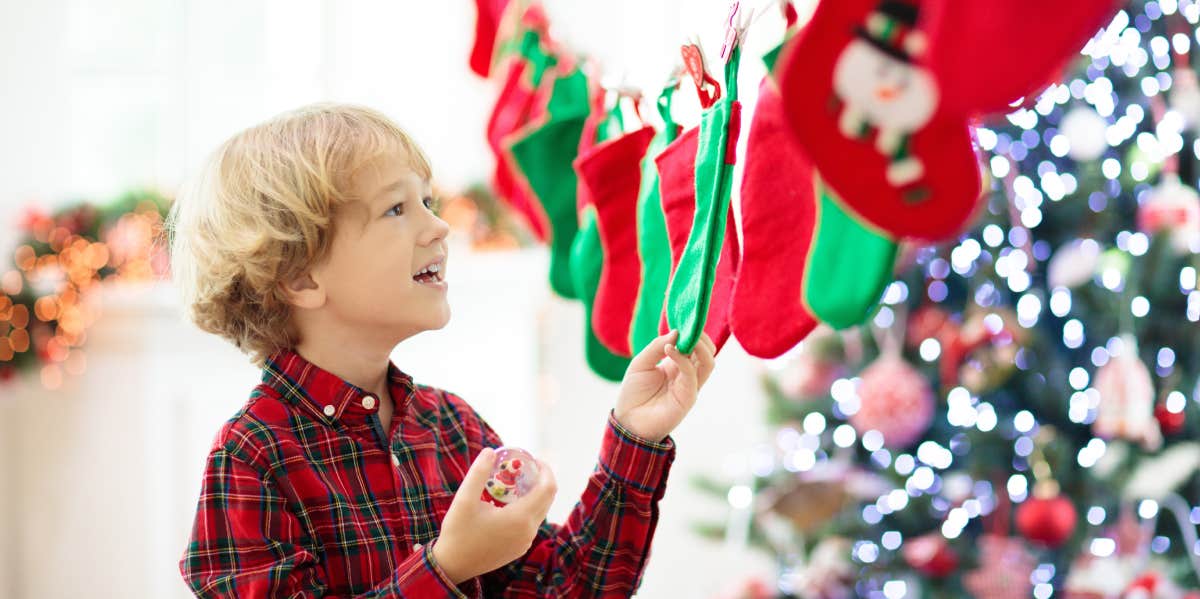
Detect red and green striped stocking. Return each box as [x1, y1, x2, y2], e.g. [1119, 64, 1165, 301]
[487, 23, 555, 242]
[628, 86, 682, 356]
[505, 66, 590, 299]
[583, 124, 656, 357]
[659, 47, 743, 355]
[569, 102, 633, 381]
[733, 37, 899, 356]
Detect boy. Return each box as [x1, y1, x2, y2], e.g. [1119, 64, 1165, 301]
[169, 103, 717, 598]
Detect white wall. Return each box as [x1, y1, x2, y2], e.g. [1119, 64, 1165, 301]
[0, 0, 796, 596]
[0, 0, 793, 233]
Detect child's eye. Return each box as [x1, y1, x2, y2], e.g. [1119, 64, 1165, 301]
[385, 197, 440, 217]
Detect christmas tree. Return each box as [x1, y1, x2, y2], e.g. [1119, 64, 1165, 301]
[699, 2, 1200, 597]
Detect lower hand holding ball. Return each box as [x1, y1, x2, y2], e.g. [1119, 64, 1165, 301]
[431, 447, 557, 584]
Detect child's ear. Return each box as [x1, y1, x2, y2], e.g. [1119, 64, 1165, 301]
[280, 272, 326, 310]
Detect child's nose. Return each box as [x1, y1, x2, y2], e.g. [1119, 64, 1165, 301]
[421, 212, 450, 245]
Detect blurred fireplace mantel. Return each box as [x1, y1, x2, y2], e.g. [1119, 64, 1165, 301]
[0, 280, 263, 598]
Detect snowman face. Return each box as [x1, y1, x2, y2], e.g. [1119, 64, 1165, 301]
[833, 39, 939, 132]
[485, 479, 514, 503]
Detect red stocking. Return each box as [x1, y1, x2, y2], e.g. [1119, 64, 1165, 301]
[579, 126, 656, 356]
[469, 0, 512, 78]
[729, 80, 820, 358]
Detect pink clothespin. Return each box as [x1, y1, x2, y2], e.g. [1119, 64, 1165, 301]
[720, 1, 745, 63]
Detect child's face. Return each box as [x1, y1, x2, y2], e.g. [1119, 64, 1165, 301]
[307, 151, 450, 344]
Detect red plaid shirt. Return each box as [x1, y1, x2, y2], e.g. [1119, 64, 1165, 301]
[180, 348, 675, 598]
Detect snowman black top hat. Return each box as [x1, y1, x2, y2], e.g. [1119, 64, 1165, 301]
[855, 0, 928, 63]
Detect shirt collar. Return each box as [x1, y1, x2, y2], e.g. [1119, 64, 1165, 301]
[262, 347, 415, 426]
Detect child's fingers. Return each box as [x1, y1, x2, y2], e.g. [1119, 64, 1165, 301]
[626, 330, 679, 373]
[665, 343, 699, 391]
[515, 460, 558, 521]
[455, 447, 496, 503]
[694, 335, 716, 387]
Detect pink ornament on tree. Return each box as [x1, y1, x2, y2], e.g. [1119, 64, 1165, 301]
[962, 535, 1035, 599]
[1139, 173, 1200, 253]
[1093, 336, 1163, 451]
[850, 354, 934, 449]
[903, 532, 959, 578]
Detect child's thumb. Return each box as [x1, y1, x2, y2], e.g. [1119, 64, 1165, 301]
[627, 330, 679, 373]
[457, 447, 497, 498]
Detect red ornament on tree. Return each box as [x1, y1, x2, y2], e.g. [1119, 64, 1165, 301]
[1016, 484, 1077, 548]
[1154, 400, 1186, 436]
[903, 532, 959, 578]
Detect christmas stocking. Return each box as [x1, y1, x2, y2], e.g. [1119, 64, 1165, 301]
[923, 0, 1120, 117]
[570, 103, 634, 381]
[469, 0, 512, 77]
[506, 66, 591, 299]
[658, 45, 743, 355]
[581, 124, 656, 357]
[487, 23, 555, 242]
[733, 34, 900, 356]
[775, 0, 980, 241]
[730, 75, 820, 357]
[629, 86, 682, 356]
[803, 177, 899, 329]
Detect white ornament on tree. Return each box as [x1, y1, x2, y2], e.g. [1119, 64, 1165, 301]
[1169, 68, 1200, 131]
[1060, 106, 1109, 162]
[1047, 238, 1102, 289]
[1093, 335, 1163, 451]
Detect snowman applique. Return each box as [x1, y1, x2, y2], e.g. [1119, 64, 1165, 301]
[831, 0, 939, 192]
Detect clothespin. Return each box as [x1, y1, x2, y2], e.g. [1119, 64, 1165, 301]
[720, 1, 754, 63]
[606, 76, 646, 125]
[681, 37, 722, 108]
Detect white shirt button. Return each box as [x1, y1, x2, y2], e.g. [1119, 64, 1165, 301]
[361, 395, 376, 410]
[323, 404, 336, 417]
[391, 453, 400, 466]
[412, 543, 422, 551]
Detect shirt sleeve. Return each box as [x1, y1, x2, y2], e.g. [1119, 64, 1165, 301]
[447, 392, 675, 598]
[179, 447, 470, 598]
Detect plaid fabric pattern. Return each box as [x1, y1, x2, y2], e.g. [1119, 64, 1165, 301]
[180, 348, 675, 598]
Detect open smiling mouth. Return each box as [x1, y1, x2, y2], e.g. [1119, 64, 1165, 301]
[413, 260, 446, 287]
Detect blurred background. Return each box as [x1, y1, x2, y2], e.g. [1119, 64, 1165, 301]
[4, 1, 1200, 598]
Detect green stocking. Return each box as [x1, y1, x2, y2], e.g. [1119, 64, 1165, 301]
[803, 178, 899, 329]
[506, 67, 590, 298]
[629, 86, 681, 355]
[666, 47, 743, 354]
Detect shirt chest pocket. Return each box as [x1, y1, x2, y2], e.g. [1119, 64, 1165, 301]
[394, 486, 455, 548]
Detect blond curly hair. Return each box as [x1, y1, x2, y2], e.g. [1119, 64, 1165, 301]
[166, 103, 431, 366]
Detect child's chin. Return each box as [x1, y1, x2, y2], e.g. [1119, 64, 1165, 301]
[428, 307, 451, 330]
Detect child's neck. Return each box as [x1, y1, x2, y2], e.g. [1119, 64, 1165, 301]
[293, 341, 391, 404]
